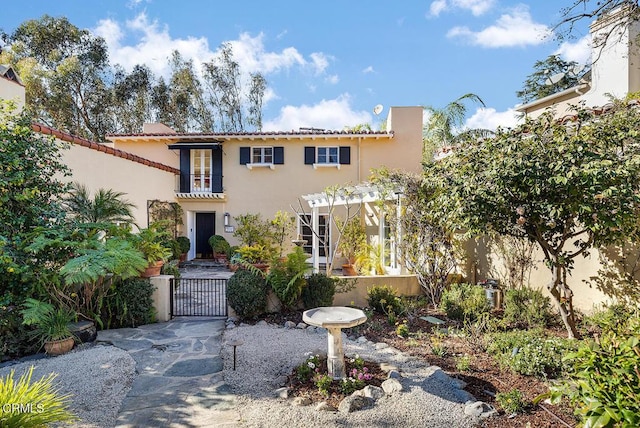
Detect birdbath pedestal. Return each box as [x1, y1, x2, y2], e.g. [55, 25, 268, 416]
[303, 306, 367, 379]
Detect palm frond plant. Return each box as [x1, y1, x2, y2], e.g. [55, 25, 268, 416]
[20, 298, 75, 354]
[63, 182, 136, 226]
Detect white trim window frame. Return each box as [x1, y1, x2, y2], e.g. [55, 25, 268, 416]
[191, 149, 212, 193]
[252, 146, 273, 164]
[316, 146, 339, 164]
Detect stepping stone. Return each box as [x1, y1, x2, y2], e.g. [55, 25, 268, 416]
[420, 316, 446, 325]
[164, 356, 223, 377]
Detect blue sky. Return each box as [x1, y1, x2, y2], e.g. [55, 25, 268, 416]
[2, 0, 593, 132]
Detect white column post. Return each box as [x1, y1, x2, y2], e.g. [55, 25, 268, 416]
[312, 205, 320, 273]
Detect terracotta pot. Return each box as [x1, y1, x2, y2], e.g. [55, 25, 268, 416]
[44, 337, 74, 356]
[252, 263, 270, 273]
[342, 264, 358, 276]
[141, 260, 164, 278]
[179, 253, 187, 262]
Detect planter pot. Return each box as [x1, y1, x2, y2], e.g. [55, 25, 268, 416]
[214, 253, 228, 264]
[141, 260, 164, 278]
[179, 253, 187, 262]
[252, 263, 269, 273]
[44, 337, 74, 356]
[342, 264, 358, 276]
[68, 320, 97, 343]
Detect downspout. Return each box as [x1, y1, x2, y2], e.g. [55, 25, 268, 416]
[357, 136, 362, 182]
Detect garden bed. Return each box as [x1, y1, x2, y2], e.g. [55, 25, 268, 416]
[262, 308, 577, 427]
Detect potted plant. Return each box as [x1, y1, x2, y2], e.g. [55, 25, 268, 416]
[235, 244, 270, 272]
[209, 235, 231, 263]
[133, 222, 173, 277]
[337, 217, 366, 276]
[21, 298, 76, 356]
[176, 236, 190, 262]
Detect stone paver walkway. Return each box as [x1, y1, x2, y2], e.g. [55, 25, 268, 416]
[97, 317, 240, 427]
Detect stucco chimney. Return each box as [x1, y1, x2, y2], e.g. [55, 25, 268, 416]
[583, 4, 640, 106]
[142, 123, 177, 134]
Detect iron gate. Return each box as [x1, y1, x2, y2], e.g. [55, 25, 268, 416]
[170, 278, 228, 317]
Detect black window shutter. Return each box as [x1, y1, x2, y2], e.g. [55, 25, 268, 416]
[179, 149, 190, 193]
[273, 147, 284, 164]
[339, 146, 351, 164]
[304, 146, 315, 165]
[239, 147, 250, 165]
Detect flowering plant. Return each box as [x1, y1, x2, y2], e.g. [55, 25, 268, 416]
[296, 353, 321, 381]
[340, 366, 372, 394]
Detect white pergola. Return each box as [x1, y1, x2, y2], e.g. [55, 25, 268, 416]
[300, 183, 402, 273]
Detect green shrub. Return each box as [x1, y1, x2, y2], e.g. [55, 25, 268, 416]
[547, 315, 640, 428]
[266, 247, 308, 309]
[103, 278, 156, 329]
[502, 288, 553, 329]
[582, 303, 637, 335]
[486, 329, 574, 378]
[0, 296, 38, 359]
[496, 389, 527, 415]
[440, 283, 490, 322]
[0, 366, 76, 427]
[367, 285, 404, 315]
[208, 235, 230, 255]
[302, 273, 336, 308]
[227, 269, 268, 319]
[176, 236, 190, 254]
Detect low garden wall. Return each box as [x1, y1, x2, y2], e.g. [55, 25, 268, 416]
[332, 275, 422, 307]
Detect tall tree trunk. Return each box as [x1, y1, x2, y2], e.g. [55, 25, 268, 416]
[546, 263, 579, 339]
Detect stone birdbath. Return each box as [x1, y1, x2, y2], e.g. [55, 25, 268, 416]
[303, 306, 367, 379]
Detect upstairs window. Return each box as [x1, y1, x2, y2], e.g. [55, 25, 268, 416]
[317, 146, 339, 164]
[252, 146, 273, 164]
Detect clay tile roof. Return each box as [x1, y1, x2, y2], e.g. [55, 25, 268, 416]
[32, 123, 180, 175]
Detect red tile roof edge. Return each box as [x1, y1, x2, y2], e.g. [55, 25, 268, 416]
[106, 130, 394, 138]
[32, 123, 180, 175]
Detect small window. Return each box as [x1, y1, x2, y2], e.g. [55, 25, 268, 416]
[252, 147, 273, 164]
[317, 146, 339, 164]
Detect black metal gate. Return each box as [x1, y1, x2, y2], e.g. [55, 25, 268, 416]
[170, 278, 228, 317]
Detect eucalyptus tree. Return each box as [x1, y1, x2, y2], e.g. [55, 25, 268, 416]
[1, 15, 113, 141]
[422, 93, 487, 161]
[428, 99, 640, 338]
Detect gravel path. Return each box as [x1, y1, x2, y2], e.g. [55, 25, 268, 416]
[222, 322, 481, 428]
[1, 322, 483, 427]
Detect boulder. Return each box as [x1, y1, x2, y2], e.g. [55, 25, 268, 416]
[381, 378, 403, 394]
[338, 395, 372, 413]
[363, 385, 385, 400]
[292, 397, 312, 406]
[464, 401, 498, 419]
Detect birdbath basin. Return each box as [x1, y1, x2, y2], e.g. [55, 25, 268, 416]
[303, 306, 367, 379]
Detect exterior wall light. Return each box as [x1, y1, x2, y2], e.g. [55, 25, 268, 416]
[224, 212, 230, 226]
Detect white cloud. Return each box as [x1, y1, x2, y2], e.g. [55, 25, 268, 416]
[429, 0, 495, 17]
[555, 35, 591, 65]
[362, 66, 374, 74]
[464, 107, 521, 130]
[429, 0, 448, 17]
[447, 6, 551, 47]
[325, 74, 339, 84]
[94, 13, 333, 79]
[263, 95, 372, 131]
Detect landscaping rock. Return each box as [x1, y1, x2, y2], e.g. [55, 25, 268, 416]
[379, 362, 398, 373]
[274, 387, 289, 399]
[452, 378, 467, 389]
[292, 397, 312, 407]
[374, 342, 388, 350]
[284, 321, 296, 329]
[356, 336, 368, 343]
[306, 326, 316, 332]
[257, 320, 268, 326]
[363, 385, 385, 400]
[338, 394, 372, 413]
[226, 322, 236, 329]
[315, 327, 327, 334]
[387, 370, 402, 380]
[274, 375, 288, 387]
[464, 401, 498, 419]
[381, 378, 403, 394]
[315, 401, 336, 412]
[296, 322, 307, 329]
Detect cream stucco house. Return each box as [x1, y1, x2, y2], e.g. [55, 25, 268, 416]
[106, 107, 424, 264]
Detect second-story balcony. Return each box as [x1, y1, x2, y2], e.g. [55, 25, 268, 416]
[175, 174, 225, 199]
